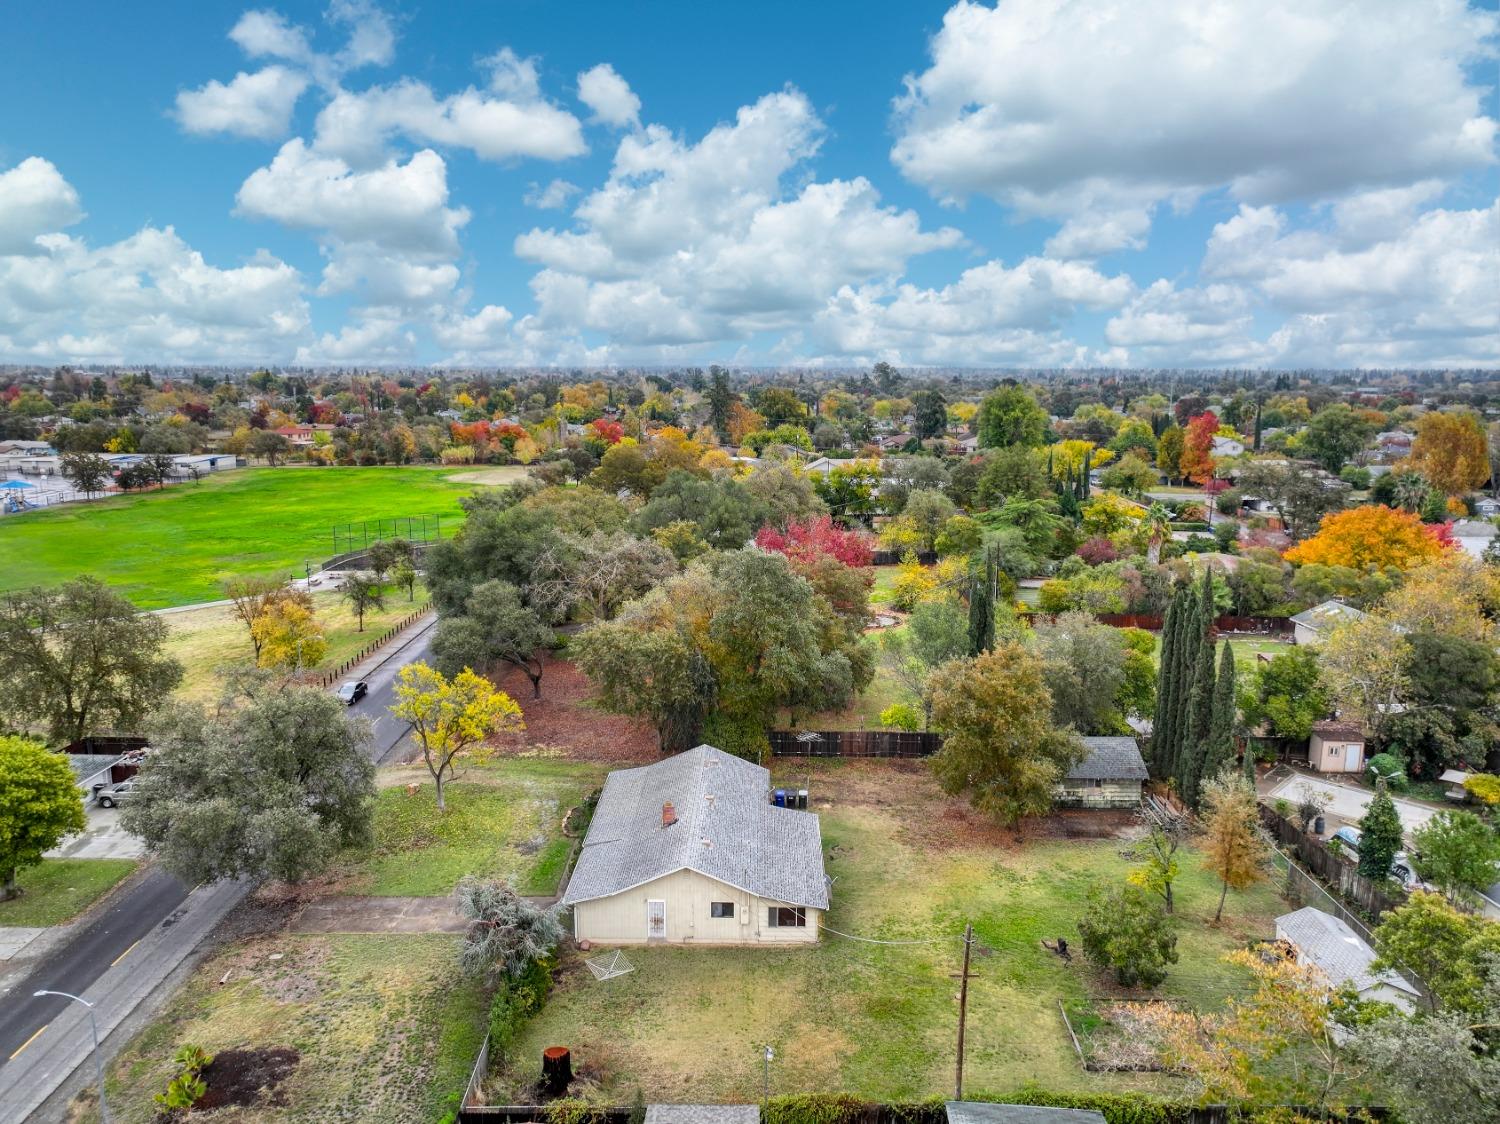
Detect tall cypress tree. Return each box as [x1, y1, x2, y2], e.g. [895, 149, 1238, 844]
[1203, 642, 1238, 784]
[1167, 588, 1203, 789]
[1182, 632, 1218, 808]
[967, 548, 996, 656]
[1150, 590, 1183, 776]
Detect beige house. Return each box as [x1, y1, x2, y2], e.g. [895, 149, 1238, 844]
[561, 745, 828, 945]
[1308, 720, 1365, 774]
[1055, 737, 1148, 808]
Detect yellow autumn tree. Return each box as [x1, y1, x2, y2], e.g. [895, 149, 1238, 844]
[1283, 505, 1448, 571]
[1405, 410, 1489, 496]
[251, 599, 328, 672]
[391, 663, 524, 811]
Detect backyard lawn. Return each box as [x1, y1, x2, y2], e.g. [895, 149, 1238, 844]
[322, 757, 604, 898]
[93, 933, 487, 1123]
[0, 858, 137, 927]
[0, 465, 482, 608]
[165, 585, 431, 703]
[489, 760, 1285, 1103]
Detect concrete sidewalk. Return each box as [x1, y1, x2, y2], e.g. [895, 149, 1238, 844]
[0, 878, 249, 1123]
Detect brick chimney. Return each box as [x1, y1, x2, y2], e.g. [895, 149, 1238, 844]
[661, 801, 677, 828]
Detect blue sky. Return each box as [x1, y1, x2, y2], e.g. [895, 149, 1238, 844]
[0, 0, 1496, 368]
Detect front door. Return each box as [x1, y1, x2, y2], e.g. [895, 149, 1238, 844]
[646, 899, 666, 941]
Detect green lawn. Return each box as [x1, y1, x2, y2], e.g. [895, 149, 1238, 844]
[92, 933, 487, 1123]
[165, 585, 431, 703]
[492, 761, 1285, 1103]
[0, 858, 137, 927]
[0, 466, 480, 608]
[328, 757, 604, 897]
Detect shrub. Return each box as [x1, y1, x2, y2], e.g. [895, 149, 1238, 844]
[879, 703, 921, 732]
[1366, 752, 1408, 791]
[1464, 773, 1500, 806]
[1076, 537, 1117, 566]
[1077, 882, 1178, 988]
[1037, 579, 1072, 613]
[700, 711, 771, 763]
[488, 956, 553, 1056]
[154, 1044, 213, 1116]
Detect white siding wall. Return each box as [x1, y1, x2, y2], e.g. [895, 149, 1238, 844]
[572, 869, 821, 945]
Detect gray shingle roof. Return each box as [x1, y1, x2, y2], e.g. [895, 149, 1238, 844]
[561, 745, 829, 910]
[947, 1103, 1107, 1124]
[1275, 907, 1419, 997]
[1065, 737, 1148, 782]
[1290, 600, 1365, 632]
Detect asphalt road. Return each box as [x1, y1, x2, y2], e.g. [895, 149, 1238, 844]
[0, 612, 435, 1077]
[346, 614, 436, 764]
[0, 866, 190, 1062]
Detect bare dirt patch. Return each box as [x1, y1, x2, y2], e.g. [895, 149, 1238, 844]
[195, 1046, 301, 1111]
[488, 658, 659, 763]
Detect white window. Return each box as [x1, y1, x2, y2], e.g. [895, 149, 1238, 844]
[710, 901, 734, 919]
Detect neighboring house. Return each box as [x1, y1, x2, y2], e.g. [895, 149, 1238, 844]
[1308, 720, 1366, 775]
[1452, 519, 1496, 561]
[1290, 600, 1365, 646]
[274, 424, 316, 448]
[170, 453, 237, 475]
[1439, 768, 1474, 803]
[1211, 435, 1245, 458]
[561, 745, 829, 945]
[0, 439, 55, 456]
[801, 455, 843, 479]
[1473, 496, 1500, 519]
[1274, 907, 1418, 1011]
[1055, 736, 1148, 809]
[946, 1101, 1107, 1124]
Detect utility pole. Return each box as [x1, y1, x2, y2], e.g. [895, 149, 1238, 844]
[953, 922, 974, 1101]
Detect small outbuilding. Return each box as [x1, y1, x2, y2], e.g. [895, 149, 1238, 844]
[1274, 907, 1418, 1011]
[1055, 736, 1148, 809]
[561, 745, 828, 945]
[1307, 720, 1366, 775]
[1290, 600, 1365, 646]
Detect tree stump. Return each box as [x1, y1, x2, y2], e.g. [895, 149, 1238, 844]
[542, 1046, 572, 1096]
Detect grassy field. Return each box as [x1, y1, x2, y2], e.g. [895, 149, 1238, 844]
[93, 933, 487, 1123]
[165, 585, 431, 703]
[0, 858, 137, 927]
[0, 466, 483, 608]
[324, 757, 604, 897]
[492, 760, 1285, 1103]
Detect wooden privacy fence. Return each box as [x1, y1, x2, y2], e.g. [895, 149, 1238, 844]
[1258, 804, 1406, 920]
[768, 730, 943, 757]
[460, 1103, 1389, 1124]
[313, 606, 432, 688]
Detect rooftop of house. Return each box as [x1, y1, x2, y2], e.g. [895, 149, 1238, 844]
[946, 1102, 1107, 1124]
[1065, 736, 1149, 782]
[1276, 907, 1419, 997]
[1290, 600, 1366, 631]
[1310, 720, 1364, 740]
[560, 744, 829, 910]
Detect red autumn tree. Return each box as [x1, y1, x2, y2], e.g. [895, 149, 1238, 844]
[1179, 411, 1219, 485]
[755, 515, 874, 569]
[588, 418, 624, 445]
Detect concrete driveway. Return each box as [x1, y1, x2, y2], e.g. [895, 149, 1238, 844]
[45, 805, 147, 860]
[1265, 772, 1442, 839]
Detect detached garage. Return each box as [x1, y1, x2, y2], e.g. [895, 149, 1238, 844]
[561, 745, 829, 945]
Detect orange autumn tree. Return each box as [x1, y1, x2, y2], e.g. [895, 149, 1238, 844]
[1178, 410, 1219, 485]
[1406, 410, 1489, 496]
[1284, 505, 1451, 571]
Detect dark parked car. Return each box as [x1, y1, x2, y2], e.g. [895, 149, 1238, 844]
[336, 680, 369, 705]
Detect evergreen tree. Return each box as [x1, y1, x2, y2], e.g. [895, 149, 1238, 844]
[1358, 786, 1404, 882]
[1168, 587, 1205, 787]
[1252, 400, 1263, 452]
[1181, 577, 1220, 806]
[967, 548, 997, 657]
[1203, 642, 1237, 782]
[1149, 591, 1183, 776]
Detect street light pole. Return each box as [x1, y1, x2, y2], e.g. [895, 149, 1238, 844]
[33, 990, 110, 1123]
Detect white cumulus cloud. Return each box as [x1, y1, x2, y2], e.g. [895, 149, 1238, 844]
[893, 0, 1498, 252]
[0, 157, 84, 255]
[577, 63, 640, 128]
[174, 66, 309, 141]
